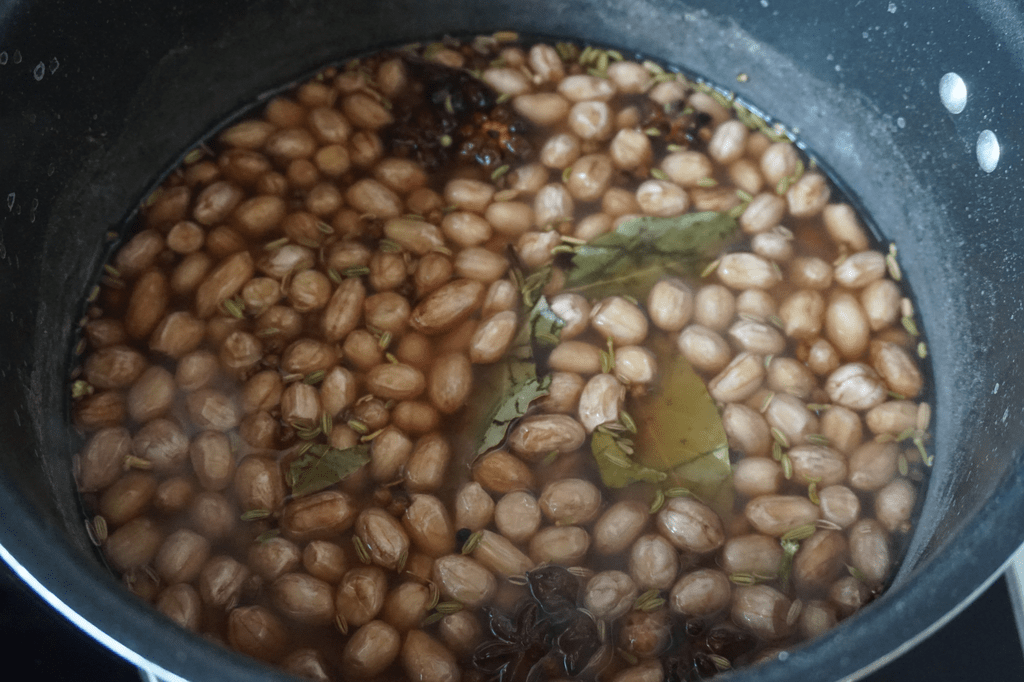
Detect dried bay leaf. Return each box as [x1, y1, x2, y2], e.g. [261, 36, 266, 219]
[631, 333, 733, 518]
[564, 211, 738, 300]
[466, 296, 565, 458]
[289, 444, 370, 497]
[591, 431, 667, 488]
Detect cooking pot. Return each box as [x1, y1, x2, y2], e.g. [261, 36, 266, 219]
[2, 0, 1023, 680]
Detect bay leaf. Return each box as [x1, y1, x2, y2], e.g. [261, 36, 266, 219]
[289, 443, 370, 497]
[591, 431, 668, 488]
[468, 296, 565, 458]
[630, 334, 733, 518]
[564, 211, 738, 300]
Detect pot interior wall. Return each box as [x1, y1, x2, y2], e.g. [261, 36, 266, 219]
[2, 1, 1023, 681]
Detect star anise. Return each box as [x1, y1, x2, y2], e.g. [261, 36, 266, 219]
[473, 601, 552, 682]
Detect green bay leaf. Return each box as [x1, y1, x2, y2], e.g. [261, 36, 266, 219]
[289, 444, 370, 497]
[564, 211, 738, 300]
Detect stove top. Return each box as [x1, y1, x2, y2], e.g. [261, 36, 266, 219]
[3, 559, 1020, 681]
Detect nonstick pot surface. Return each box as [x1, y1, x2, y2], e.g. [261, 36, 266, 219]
[2, 1, 1023, 681]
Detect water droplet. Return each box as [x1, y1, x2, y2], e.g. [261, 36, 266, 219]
[12, 50, 22, 65]
[33, 62, 45, 81]
[0, 52, 7, 66]
[976, 130, 1000, 173]
[49, 57, 60, 74]
[888, 2, 897, 13]
[939, 72, 967, 114]
[896, 117, 906, 129]
[5, 193, 14, 211]
[760, 0, 769, 6]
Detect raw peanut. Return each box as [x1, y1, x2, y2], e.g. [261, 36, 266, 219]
[717, 253, 782, 290]
[365, 363, 426, 400]
[677, 325, 731, 374]
[847, 441, 898, 491]
[227, 606, 287, 663]
[529, 526, 590, 565]
[98, 471, 157, 526]
[722, 403, 771, 458]
[125, 270, 169, 340]
[593, 501, 649, 555]
[404, 433, 451, 493]
[709, 352, 765, 403]
[84, 345, 147, 390]
[281, 491, 357, 541]
[786, 172, 830, 217]
[355, 508, 410, 571]
[494, 491, 542, 544]
[383, 218, 445, 255]
[402, 494, 456, 557]
[410, 279, 485, 335]
[199, 554, 249, 609]
[669, 569, 732, 616]
[402, 630, 461, 682]
[745, 495, 820, 536]
[513, 92, 571, 126]
[656, 497, 725, 554]
[428, 352, 473, 414]
[382, 582, 432, 632]
[335, 566, 387, 628]
[721, 534, 785, 576]
[818, 485, 861, 529]
[248, 537, 302, 581]
[369, 426, 412, 482]
[195, 251, 255, 319]
[794, 530, 848, 591]
[875, 478, 917, 533]
[549, 340, 604, 374]
[189, 430, 235, 491]
[507, 414, 587, 461]
[848, 519, 891, 584]
[469, 311, 517, 363]
[788, 445, 847, 486]
[433, 554, 497, 608]
[133, 418, 189, 471]
[234, 455, 285, 513]
[472, 530, 534, 577]
[585, 570, 639, 620]
[343, 620, 401, 678]
[455, 482, 495, 531]
[763, 392, 818, 446]
[156, 584, 201, 631]
[271, 573, 335, 625]
[188, 491, 236, 541]
[590, 296, 648, 345]
[731, 585, 791, 640]
[473, 451, 535, 494]
[648, 278, 694, 331]
[322, 277, 365, 342]
[825, 292, 870, 359]
[870, 340, 924, 398]
[825, 363, 888, 411]
[444, 178, 495, 213]
[539, 478, 602, 525]
[629, 533, 679, 590]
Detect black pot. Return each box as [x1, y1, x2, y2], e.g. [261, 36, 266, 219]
[2, 1, 1023, 680]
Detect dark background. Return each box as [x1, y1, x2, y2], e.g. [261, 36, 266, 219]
[3, 557, 1021, 681]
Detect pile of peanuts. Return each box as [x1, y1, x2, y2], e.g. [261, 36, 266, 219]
[71, 34, 929, 682]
